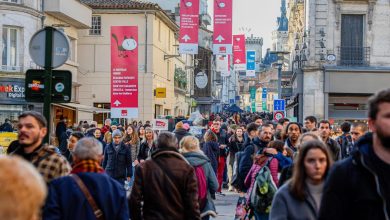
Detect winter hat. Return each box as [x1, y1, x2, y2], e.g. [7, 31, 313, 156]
[175, 121, 184, 130]
[183, 123, 190, 131]
[112, 129, 123, 138]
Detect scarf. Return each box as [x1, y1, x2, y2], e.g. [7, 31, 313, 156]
[71, 160, 105, 174]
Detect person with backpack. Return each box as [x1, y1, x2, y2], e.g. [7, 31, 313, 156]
[335, 121, 352, 159]
[244, 141, 280, 220]
[180, 136, 218, 220]
[270, 140, 333, 220]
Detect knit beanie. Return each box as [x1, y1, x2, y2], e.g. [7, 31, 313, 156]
[112, 129, 123, 138]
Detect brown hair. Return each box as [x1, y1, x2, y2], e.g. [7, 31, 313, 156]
[204, 130, 218, 142]
[125, 125, 139, 145]
[368, 88, 390, 120]
[267, 140, 285, 153]
[289, 140, 333, 201]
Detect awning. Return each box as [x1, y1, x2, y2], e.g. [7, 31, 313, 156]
[53, 103, 110, 113]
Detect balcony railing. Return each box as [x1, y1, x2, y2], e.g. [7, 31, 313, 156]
[337, 46, 370, 66]
[0, 65, 22, 72]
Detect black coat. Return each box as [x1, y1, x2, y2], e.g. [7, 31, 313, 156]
[201, 141, 219, 173]
[174, 128, 191, 144]
[137, 141, 156, 161]
[102, 142, 132, 180]
[319, 133, 390, 220]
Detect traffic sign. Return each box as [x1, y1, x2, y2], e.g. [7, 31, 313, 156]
[262, 88, 267, 99]
[274, 99, 285, 111]
[29, 27, 70, 69]
[25, 69, 72, 103]
[274, 111, 285, 121]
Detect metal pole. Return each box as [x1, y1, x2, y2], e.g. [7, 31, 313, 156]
[278, 64, 282, 99]
[43, 27, 53, 144]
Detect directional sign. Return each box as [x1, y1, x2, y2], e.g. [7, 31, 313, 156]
[246, 50, 256, 77]
[233, 34, 246, 71]
[274, 111, 285, 121]
[179, 0, 199, 54]
[262, 88, 267, 99]
[274, 99, 286, 111]
[213, 0, 232, 55]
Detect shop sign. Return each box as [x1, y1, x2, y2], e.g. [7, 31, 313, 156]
[0, 78, 26, 103]
[152, 119, 169, 130]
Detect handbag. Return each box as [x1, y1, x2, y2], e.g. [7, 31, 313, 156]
[71, 174, 105, 220]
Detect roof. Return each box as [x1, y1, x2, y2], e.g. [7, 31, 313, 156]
[80, 0, 161, 10]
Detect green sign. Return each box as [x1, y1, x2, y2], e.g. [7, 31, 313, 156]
[250, 86, 256, 101]
[251, 102, 256, 112]
[262, 101, 267, 111]
[25, 69, 72, 103]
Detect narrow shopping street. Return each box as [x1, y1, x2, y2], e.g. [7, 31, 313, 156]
[214, 191, 239, 220]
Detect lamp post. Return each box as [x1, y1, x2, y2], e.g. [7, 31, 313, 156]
[270, 51, 290, 99]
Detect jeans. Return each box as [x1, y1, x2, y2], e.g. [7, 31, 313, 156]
[254, 211, 269, 220]
[129, 165, 135, 186]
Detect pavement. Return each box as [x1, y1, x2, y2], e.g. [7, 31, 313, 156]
[213, 190, 241, 220]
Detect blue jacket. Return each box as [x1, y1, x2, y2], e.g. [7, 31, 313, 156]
[102, 142, 132, 180]
[43, 172, 129, 220]
[319, 133, 390, 220]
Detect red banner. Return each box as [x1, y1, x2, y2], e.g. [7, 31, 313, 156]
[110, 26, 138, 118]
[213, 0, 233, 55]
[233, 34, 246, 71]
[179, 0, 199, 54]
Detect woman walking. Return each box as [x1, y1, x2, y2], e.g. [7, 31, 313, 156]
[270, 140, 333, 220]
[137, 127, 156, 162]
[180, 136, 218, 220]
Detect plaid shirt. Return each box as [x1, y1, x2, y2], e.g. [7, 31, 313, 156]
[12, 144, 71, 183]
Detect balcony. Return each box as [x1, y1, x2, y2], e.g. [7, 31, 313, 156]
[44, 0, 92, 29]
[337, 46, 370, 66]
[1, 65, 22, 73]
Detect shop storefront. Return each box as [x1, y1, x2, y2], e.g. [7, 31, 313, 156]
[0, 78, 43, 126]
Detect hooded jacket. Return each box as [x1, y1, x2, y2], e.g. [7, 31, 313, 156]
[319, 133, 390, 220]
[174, 128, 191, 144]
[182, 151, 219, 218]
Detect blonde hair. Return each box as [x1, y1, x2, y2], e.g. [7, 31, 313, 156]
[0, 156, 47, 220]
[180, 136, 201, 153]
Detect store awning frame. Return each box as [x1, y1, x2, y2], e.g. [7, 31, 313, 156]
[53, 103, 110, 114]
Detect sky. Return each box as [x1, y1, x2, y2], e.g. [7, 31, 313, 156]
[208, 0, 281, 55]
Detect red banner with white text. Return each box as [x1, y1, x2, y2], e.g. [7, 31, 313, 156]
[179, 0, 199, 54]
[233, 34, 246, 70]
[213, 0, 233, 55]
[110, 26, 138, 118]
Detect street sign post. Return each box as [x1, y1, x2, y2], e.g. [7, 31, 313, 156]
[274, 111, 285, 121]
[274, 99, 286, 111]
[29, 27, 70, 143]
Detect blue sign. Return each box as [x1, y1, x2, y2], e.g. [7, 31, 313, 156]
[246, 51, 256, 71]
[235, 96, 240, 101]
[274, 99, 285, 111]
[230, 99, 235, 104]
[262, 88, 267, 99]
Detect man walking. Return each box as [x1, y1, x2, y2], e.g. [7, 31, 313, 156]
[335, 121, 352, 159]
[129, 131, 201, 220]
[11, 111, 70, 183]
[43, 137, 129, 220]
[318, 120, 341, 161]
[319, 88, 390, 220]
[102, 129, 132, 185]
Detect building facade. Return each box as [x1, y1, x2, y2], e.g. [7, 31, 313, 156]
[0, 0, 92, 133]
[287, 0, 390, 123]
[78, 1, 185, 123]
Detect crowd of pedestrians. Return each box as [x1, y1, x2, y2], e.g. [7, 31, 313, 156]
[0, 88, 389, 220]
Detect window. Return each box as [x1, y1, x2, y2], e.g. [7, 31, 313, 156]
[68, 37, 76, 62]
[93, 103, 111, 127]
[2, 27, 19, 70]
[89, 16, 101, 35]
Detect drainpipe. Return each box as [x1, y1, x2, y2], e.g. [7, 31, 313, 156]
[144, 11, 148, 74]
[41, 0, 45, 28]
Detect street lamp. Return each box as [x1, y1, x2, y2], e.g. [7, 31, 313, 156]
[270, 51, 290, 99]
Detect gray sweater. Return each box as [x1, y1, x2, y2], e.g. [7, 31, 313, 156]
[270, 182, 320, 220]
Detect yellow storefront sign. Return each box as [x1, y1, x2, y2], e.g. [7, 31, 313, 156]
[0, 132, 18, 148]
[155, 88, 166, 98]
